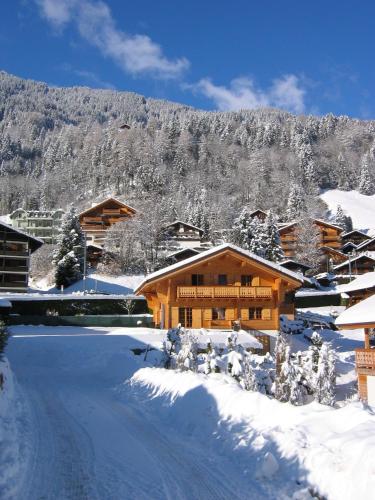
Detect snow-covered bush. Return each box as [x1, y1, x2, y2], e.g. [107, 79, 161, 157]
[314, 342, 336, 406]
[175, 331, 199, 372]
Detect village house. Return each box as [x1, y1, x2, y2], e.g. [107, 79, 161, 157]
[163, 220, 204, 249]
[9, 208, 65, 244]
[334, 253, 375, 276]
[338, 272, 375, 307]
[278, 219, 343, 258]
[341, 241, 358, 255]
[341, 229, 370, 248]
[135, 243, 304, 331]
[0, 221, 43, 292]
[79, 197, 136, 246]
[336, 295, 375, 404]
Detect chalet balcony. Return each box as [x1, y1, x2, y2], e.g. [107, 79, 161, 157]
[102, 209, 121, 215]
[177, 286, 273, 300]
[355, 348, 375, 371]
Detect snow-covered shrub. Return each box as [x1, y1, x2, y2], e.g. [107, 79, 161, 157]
[161, 325, 182, 368]
[175, 330, 199, 372]
[314, 342, 336, 406]
[280, 315, 305, 335]
[241, 353, 258, 391]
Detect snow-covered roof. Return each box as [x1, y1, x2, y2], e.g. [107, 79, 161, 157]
[355, 237, 375, 252]
[79, 197, 136, 216]
[280, 259, 312, 269]
[0, 220, 44, 250]
[342, 241, 358, 250]
[278, 218, 343, 233]
[337, 272, 375, 294]
[163, 220, 204, 233]
[333, 252, 375, 271]
[336, 294, 375, 328]
[342, 229, 370, 239]
[135, 243, 304, 293]
[167, 247, 200, 258]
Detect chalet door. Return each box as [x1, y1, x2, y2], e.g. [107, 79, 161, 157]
[367, 376, 375, 406]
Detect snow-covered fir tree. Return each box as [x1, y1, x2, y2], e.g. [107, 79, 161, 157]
[358, 153, 374, 195]
[248, 216, 268, 257]
[241, 354, 258, 391]
[53, 207, 85, 287]
[334, 205, 353, 233]
[175, 330, 199, 372]
[262, 211, 284, 262]
[315, 342, 336, 406]
[285, 183, 307, 221]
[231, 207, 256, 250]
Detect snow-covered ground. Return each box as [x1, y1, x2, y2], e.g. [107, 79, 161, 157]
[1, 324, 371, 499]
[320, 189, 375, 233]
[30, 272, 145, 295]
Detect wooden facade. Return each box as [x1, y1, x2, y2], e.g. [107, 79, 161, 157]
[163, 221, 204, 249]
[0, 221, 43, 293]
[278, 219, 343, 258]
[135, 244, 303, 331]
[79, 197, 136, 245]
[334, 254, 375, 275]
[341, 230, 370, 247]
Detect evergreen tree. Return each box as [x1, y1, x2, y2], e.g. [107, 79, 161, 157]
[285, 183, 307, 221]
[263, 211, 284, 262]
[274, 332, 289, 401]
[315, 342, 336, 406]
[231, 207, 255, 250]
[53, 207, 85, 288]
[241, 354, 258, 391]
[334, 205, 347, 230]
[358, 154, 374, 195]
[248, 216, 268, 257]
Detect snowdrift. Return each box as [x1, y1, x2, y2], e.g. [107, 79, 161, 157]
[130, 367, 375, 500]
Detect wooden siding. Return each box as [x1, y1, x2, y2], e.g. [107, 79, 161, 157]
[137, 248, 301, 330]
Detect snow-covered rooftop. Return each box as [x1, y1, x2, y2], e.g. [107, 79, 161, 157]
[135, 243, 304, 293]
[333, 252, 375, 270]
[337, 272, 375, 294]
[336, 294, 375, 327]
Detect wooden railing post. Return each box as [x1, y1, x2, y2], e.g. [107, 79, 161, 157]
[365, 328, 370, 349]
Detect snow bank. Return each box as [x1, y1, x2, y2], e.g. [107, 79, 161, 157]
[0, 359, 27, 500]
[131, 367, 375, 500]
[321, 189, 375, 232]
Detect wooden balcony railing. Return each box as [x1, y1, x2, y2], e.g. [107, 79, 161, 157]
[177, 286, 272, 299]
[355, 348, 375, 369]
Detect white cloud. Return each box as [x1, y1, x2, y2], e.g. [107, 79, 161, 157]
[36, 0, 190, 79]
[194, 74, 306, 114]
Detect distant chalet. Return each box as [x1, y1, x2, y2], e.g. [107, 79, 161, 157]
[79, 197, 136, 246]
[0, 221, 43, 293]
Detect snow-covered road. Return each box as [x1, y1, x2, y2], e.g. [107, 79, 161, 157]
[6, 328, 261, 500]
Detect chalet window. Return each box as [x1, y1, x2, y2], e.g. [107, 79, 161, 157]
[241, 275, 252, 286]
[212, 307, 226, 320]
[179, 307, 192, 328]
[191, 274, 204, 286]
[249, 307, 262, 320]
[218, 274, 227, 285]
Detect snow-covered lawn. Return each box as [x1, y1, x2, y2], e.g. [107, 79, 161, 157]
[320, 189, 375, 233]
[0, 324, 371, 499]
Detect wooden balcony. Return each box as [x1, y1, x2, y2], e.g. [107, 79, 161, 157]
[177, 286, 272, 300]
[356, 348, 375, 370]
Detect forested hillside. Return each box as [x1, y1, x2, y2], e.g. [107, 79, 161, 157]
[1, 71, 375, 230]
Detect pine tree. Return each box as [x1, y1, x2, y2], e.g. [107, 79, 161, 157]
[53, 206, 85, 288]
[248, 216, 268, 257]
[263, 211, 284, 262]
[274, 332, 289, 401]
[285, 183, 307, 221]
[334, 205, 347, 230]
[315, 342, 336, 406]
[358, 154, 374, 195]
[231, 207, 255, 250]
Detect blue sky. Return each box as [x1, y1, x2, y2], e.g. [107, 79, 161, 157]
[1, 0, 375, 117]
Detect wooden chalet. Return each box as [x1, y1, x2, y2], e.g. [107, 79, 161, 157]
[249, 209, 268, 222]
[163, 221, 204, 249]
[0, 221, 43, 293]
[342, 241, 358, 255]
[355, 237, 375, 254]
[278, 219, 343, 258]
[79, 197, 136, 245]
[135, 243, 304, 331]
[334, 253, 375, 276]
[341, 230, 370, 247]
[336, 295, 375, 404]
[339, 272, 375, 307]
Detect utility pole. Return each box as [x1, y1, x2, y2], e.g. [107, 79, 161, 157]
[82, 233, 87, 294]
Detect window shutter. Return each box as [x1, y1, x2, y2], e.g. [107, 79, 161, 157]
[225, 308, 235, 321]
[171, 307, 179, 327]
[252, 276, 260, 286]
[261, 308, 271, 320]
[203, 308, 212, 320]
[241, 308, 249, 320]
